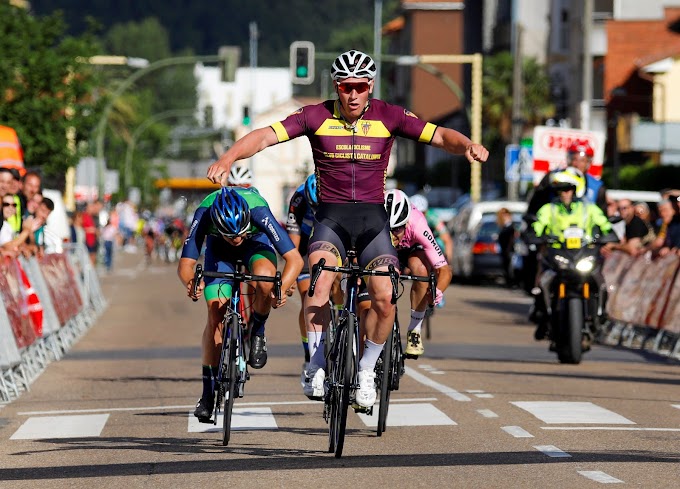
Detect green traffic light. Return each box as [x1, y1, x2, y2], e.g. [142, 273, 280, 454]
[296, 66, 308, 77]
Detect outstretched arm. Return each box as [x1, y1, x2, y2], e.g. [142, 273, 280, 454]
[430, 127, 489, 164]
[207, 127, 280, 185]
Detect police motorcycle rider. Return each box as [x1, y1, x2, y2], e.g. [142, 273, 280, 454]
[525, 168, 615, 343]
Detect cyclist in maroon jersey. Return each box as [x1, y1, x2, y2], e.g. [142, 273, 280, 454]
[207, 50, 488, 408]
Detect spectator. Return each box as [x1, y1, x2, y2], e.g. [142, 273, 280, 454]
[634, 201, 656, 246]
[603, 198, 647, 257]
[82, 202, 100, 265]
[496, 207, 516, 287]
[19, 171, 42, 208]
[1, 193, 39, 256]
[30, 197, 54, 257]
[1, 169, 23, 233]
[101, 219, 117, 272]
[654, 199, 680, 256]
[605, 196, 625, 241]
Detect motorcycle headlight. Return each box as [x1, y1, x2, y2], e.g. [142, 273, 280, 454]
[576, 257, 595, 273]
[554, 254, 571, 270]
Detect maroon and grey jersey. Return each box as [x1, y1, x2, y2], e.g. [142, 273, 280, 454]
[270, 99, 437, 204]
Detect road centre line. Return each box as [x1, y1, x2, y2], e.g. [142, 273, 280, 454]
[502, 426, 534, 438]
[405, 366, 471, 401]
[542, 426, 680, 432]
[18, 397, 439, 416]
[577, 471, 624, 484]
[533, 445, 572, 458]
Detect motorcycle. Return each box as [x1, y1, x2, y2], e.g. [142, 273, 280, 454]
[529, 226, 618, 364]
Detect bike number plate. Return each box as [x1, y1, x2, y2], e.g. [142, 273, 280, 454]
[564, 227, 584, 249]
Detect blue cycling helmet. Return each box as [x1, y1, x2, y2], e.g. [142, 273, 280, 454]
[210, 187, 251, 237]
[304, 174, 318, 208]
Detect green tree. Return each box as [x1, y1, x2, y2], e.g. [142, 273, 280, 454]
[99, 17, 198, 202]
[482, 51, 554, 147]
[0, 2, 103, 186]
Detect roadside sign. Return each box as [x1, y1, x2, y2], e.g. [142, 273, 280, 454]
[532, 126, 605, 184]
[505, 144, 533, 183]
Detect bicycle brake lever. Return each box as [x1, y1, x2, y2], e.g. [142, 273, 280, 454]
[274, 271, 282, 302]
[308, 258, 326, 297]
[388, 264, 398, 304]
[192, 264, 203, 302]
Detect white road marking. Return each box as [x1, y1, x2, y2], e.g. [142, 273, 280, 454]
[188, 407, 277, 433]
[419, 364, 434, 370]
[577, 471, 623, 484]
[512, 402, 635, 424]
[11, 414, 109, 440]
[405, 366, 471, 402]
[502, 426, 534, 438]
[18, 397, 438, 416]
[430, 371, 445, 375]
[466, 390, 485, 393]
[673, 404, 680, 410]
[357, 403, 456, 428]
[477, 409, 499, 418]
[542, 426, 680, 432]
[533, 445, 572, 458]
[475, 393, 494, 398]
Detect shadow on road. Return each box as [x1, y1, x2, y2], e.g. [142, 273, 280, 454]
[2, 447, 678, 480]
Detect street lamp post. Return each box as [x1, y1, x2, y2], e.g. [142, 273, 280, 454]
[396, 54, 484, 202]
[124, 109, 196, 191]
[94, 54, 219, 198]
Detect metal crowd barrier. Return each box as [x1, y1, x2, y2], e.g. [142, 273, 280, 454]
[0, 242, 107, 403]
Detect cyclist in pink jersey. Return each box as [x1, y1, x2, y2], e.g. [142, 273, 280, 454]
[207, 50, 487, 408]
[358, 190, 452, 356]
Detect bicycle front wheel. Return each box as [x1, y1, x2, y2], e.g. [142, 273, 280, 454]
[329, 315, 354, 458]
[377, 324, 395, 437]
[222, 316, 238, 446]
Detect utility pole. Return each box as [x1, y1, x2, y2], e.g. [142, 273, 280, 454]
[580, 0, 593, 130]
[373, 0, 383, 99]
[509, 22, 523, 201]
[249, 21, 258, 178]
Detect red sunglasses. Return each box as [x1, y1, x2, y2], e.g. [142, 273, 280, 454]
[337, 81, 371, 94]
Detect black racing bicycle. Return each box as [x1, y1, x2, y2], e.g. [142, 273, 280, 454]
[192, 263, 281, 446]
[308, 250, 399, 458]
[375, 271, 436, 436]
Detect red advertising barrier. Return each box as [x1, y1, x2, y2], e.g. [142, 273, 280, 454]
[0, 257, 37, 349]
[659, 266, 680, 334]
[37, 253, 83, 327]
[607, 251, 680, 332]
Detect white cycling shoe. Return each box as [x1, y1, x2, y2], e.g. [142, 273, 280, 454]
[355, 369, 377, 408]
[303, 365, 325, 400]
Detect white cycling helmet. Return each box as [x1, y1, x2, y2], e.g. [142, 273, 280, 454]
[410, 194, 429, 213]
[331, 50, 377, 80]
[384, 189, 411, 229]
[227, 165, 253, 186]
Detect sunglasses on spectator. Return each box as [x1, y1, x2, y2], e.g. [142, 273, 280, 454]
[3, 202, 17, 207]
[337, 82, 371, 94]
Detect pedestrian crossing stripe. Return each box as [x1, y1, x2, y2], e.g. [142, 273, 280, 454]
[357, 403, 456, 428]
[511, 402, 635, 424]
[10, 414, 109, 440]
[188, 407, 278, 433]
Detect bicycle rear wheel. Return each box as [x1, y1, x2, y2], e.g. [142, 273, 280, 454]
[222, 316, 238, 446]
[377, 324, 395, 437]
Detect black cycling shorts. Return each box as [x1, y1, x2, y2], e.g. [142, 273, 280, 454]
[309, 203, 398, 270]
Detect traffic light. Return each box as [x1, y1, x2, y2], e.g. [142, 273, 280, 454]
[290, 41, 315, 85]
[242, 106, 251, 126]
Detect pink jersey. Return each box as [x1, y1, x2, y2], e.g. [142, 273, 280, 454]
[394, 206, 448, 269]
